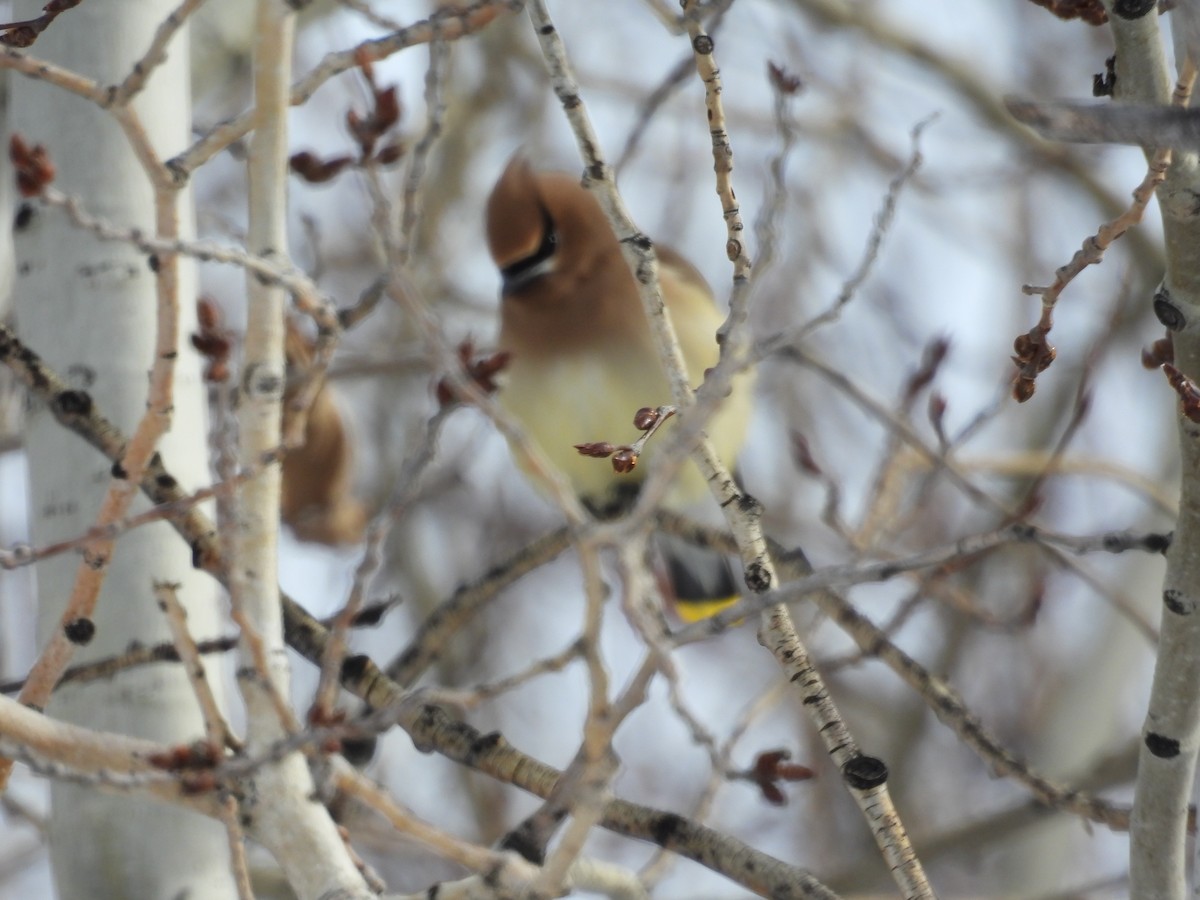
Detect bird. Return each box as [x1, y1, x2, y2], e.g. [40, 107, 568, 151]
[279, 321, 367, 546]
[484, 157, 753, 620]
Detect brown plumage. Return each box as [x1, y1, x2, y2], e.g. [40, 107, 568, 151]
[485, 158, 752, 616]
[280, 322, 366, 546]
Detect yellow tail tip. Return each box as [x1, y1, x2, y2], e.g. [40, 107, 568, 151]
[672, 595, 741, 624]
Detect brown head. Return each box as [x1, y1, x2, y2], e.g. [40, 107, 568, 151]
[486, 158, 639, 353]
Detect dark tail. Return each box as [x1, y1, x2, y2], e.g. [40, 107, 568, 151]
[654, 532, 741, 622]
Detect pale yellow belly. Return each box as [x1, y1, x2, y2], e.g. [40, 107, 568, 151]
[500, 346, 751, 511]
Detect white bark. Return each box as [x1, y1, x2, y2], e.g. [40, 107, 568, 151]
[231, 4, 372, 897]
[1096, 3, 1200, 897]
[11, 1, 234, 897]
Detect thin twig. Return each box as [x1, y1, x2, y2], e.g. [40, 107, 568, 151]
[168, 1, 521, 179]
[154, 581, 234, 750]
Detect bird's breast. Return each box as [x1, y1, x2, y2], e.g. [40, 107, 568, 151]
[496, 266, 753, 511]
[500, 347, 668, 502]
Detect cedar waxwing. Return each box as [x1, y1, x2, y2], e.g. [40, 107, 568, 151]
[280, 321, 367, 546]
[485, 158, 753, 620]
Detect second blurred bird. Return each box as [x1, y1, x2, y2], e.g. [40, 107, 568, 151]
[485, 158, 753, 620]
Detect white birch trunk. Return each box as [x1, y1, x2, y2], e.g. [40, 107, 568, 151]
[10, 1, 235, 896]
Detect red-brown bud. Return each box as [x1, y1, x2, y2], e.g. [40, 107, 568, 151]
[190, 331, 230, 360]
[9, 133, 55, 197]
[633, 407, 660, 430]
[434, 343, 510, 409]
[206, 360, 230, 383]
[612, 449, 638, 474]
[574, 442, 615, 458]
[374, 141, 406, 166]
[290, 151, 354, 184]
[1036, 344, 1056, 372]
[767, 61, 804, 95]
[749, 749, 815, 807]
[1164, 363, 1200, 423]
[197, 296, 222, 331]
[1142, 336, 1174, 369]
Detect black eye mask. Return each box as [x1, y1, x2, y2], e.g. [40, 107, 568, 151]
[500, 203, 559, 294]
